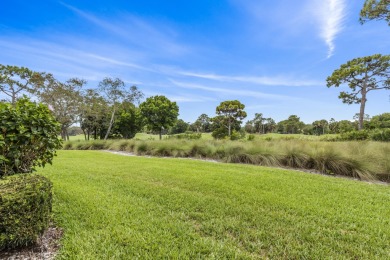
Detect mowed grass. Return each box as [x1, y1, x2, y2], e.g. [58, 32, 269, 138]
[38, 151, 390, 259]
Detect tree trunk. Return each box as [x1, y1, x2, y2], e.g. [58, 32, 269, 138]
[159, 127, 162, 140]
[228, 118, 231, 136]
[359, 75, 368, 131]
[104, 107, 116, 140]
[82, 129, 87, 140]
[359, 87, 367, 131]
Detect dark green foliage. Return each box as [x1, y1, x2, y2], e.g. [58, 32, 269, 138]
[113, 102, 142, 139]
[215, 100, 247, 137]
[0, 174, 52, 250]
[0, 98, 62, 177]
[169, 119, 189, 134]
[277, 115, 305, 134]
[340, 130, 370, 141]
[369, 128, 390, 141]
[139, 95, 179, 140]
[211, 127, 228, 139]
[369, 113, 390, 129]
[360, 0, 390, 25]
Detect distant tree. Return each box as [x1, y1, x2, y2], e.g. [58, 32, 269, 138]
[244, 120, 255, 133]
[193, 114, 212, 133]
[0, 64, 44, 104]
[169, 119, 189, 134]
[211, 115, 246, 140]
[113, 101, 142, 139]
[338, 120, 358, 133]
[99, 78, 143, 140]
[302, 124, 314, 135]
[263, 118, 276, 133]
[328, 118, 339, 134]
[68, 126, 83, 136]
[215, 100, 247, 136]
[277, 115, 305, 134]
[312, 119, 328, 135]
[139, 95, 179, 140]
[369, 112, 390, 128]
[360, 0, 390, 25]
[326, 54, 390, 130]
[37, 76, 85, 140]
[80, 89, 109, 140]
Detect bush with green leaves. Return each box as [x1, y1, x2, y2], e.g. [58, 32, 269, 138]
[369, 128, 390, 142]
[0, 98, 62, 177]
[340, 130, 370, 141]
[0, 174, 52, 250]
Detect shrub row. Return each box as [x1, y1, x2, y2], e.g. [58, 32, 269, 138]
[318, 129, 390, 142]
[0, 174, 52, 250]
[63, 139, 390, 181]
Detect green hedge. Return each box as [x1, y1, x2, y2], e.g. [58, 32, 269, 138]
[0, 174, 52, 250]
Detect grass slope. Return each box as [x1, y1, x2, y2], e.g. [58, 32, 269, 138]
[38, 151, 390, 259]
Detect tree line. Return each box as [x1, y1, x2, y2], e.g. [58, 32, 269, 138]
[0, 0, 388, 140]
[0, 67, 179, 140]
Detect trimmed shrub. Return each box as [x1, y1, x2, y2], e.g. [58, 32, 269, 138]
[0, 98, 62, 177]
[0, 174, 52, 250]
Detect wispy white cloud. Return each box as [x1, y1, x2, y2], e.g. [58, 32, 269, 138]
[177, 71, 322, 87]
[309, 0, 346, 58]
[60, 2, 188, 57]
[169, 79, 300, 101]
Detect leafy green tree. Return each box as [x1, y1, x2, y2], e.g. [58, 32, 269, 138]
[113, 101, 142, 139]
[80, 89, 109, 140]
[360, 0, 390, 25]
[277, 115, 305, 134]
[326, 54, 390, 130]
[215, 100, 247, 136]
[338, 120, 358, 133]
[192, 114, 212, 133]
[0, 65, 45, 104]
[263, 118, 276, 133]
[211, 115, 243, 139]
[312, 119, 328, 135]
[169, 119, 189, 134]
[139, 95, 179, 140]
[99, 78, 143, 140]
[328, 118, 339, 134]
[0, 98, 62, 177]
[38, 76, 85, 140]
[244, 120, 255, 133]
[369, 112, 390, 128]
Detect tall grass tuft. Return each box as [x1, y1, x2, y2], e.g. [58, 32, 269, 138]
[61, 138, 390, 182]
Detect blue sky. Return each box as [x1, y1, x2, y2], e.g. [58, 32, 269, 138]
[1, 0, 389, 123]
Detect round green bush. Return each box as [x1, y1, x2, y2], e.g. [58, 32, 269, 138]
[0, 174, 52, 250]
[0, 98, 62, 177]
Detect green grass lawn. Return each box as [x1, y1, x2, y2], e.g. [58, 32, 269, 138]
[38, 151, 390, 259]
